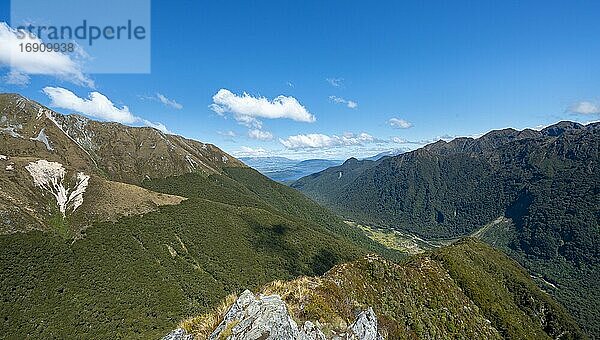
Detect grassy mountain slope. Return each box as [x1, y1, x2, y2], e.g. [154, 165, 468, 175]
[182, 239, 583, 339]
[142, 168, 400, 260]
[292, 122, 600, 336]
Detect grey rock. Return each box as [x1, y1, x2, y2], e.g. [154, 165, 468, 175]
[162, 328, 193, 340]
[347, 308, 383, 340]
[209, 290, 300, 340]
[167, 289, 384, 340]
[299, 321, 327, 340]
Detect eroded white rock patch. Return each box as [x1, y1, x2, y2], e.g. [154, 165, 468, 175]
[30, 128, 54, 151]
[25, 160, 90, 217]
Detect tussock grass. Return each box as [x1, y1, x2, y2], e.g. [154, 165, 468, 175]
[179, 293, 237, 339]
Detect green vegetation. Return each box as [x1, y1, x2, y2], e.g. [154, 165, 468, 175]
[183, 239, 583, 339]
[347, 221, 448, 254]
[143, 168, 402, 261]
[293, 122, 600, 337]
[0, 168, 398, 338]
[47, 206, 72, 239]
[432, 239, 583, 339]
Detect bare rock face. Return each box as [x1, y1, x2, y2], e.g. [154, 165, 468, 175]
[209, 290, 300, 340]
[346, 308, 383, 340]
[162, 328, 193, 340]
[199, 290, 383, 340]
[299, 321, 327, 340]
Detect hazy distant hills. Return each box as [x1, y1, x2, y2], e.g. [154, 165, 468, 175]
[362, 148, 407, 161]
[240, 149, 406, 184]
[240, 156, 343, 183]
[292, 121, 600, 337]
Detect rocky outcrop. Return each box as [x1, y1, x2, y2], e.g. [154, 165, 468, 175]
[168, 290, 384, 340]
[345, 308, 383, 340]
[209, 290, 299, 339]
[162, 328, 193, 340]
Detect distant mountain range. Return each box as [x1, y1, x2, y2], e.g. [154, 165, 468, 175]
[240, 149, 406, 183]
[240, 157, 343, 183]
[292, 121, 600, 337]
[362, 148, 407, 161]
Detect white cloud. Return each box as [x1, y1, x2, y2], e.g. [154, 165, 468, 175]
[326, 78, 344, 87]
[218, 130, 237, 137]
[141, 120, 171, 134]
[43, 87, 137, 123]
[42, 87, 171, 134]
[140, 93, 183, 110]
[391, 137, 407, 143]
[248, 129, 273, 141]
[388, 118, 413, 129]
[156, 93, 183, 110]
[0, 22, 93, 87]
[4, 70, 29, 85]
[568, 101, 600, 115]
[237, 146, 268, 157]
[279, 132, 377, 149]
[235, 115, 263, 129]
[329, 95, 358, 109]
[210, 89, 315, 129]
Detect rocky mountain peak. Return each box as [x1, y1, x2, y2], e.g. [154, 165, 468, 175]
[541, 120, 584, 136]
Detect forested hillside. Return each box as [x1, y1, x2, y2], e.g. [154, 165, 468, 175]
[293, 122, 600, 337]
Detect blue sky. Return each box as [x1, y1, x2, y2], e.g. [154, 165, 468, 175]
[1, 0, 599, 159]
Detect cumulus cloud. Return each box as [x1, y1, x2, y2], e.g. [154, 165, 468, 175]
[237, 146, 268, 157]
[248, 129, 273, 141]
[388, 118, 413, 129]
[568, 101, 600, 115]
[210, 89, 315, 130]
[42, 87, 170, 133]
[279, 132, 377, 149]
[329, 95, 357, 109]
[0, 22, 93, 87]
[326, 78, 344, 87]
